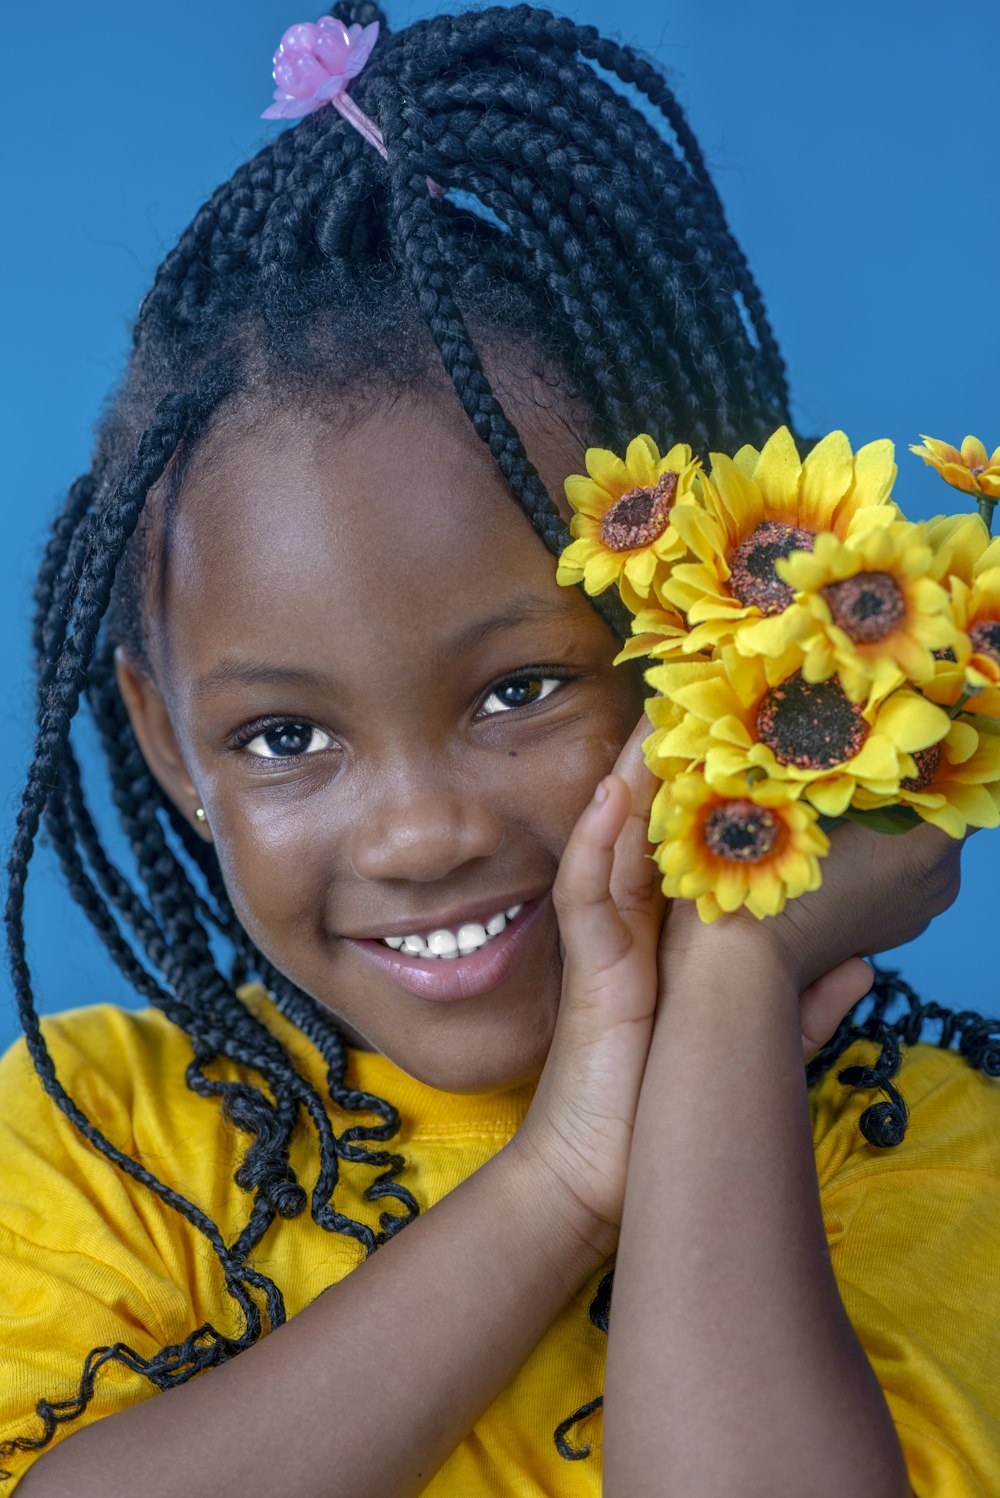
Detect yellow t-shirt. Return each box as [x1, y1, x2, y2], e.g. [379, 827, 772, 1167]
[0, 992, 998, 1495]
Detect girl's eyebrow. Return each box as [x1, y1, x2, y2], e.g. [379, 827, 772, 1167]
[449, 593, 572, 654]
[191, 595, 573, 701]
[192, 661, 337, 701]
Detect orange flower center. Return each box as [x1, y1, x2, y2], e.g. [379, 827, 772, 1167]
[970, 619, 1000, 668]
[599, 471, 678, 552]
[703, 800, 780, 863]
[727, 521, 815, 615]
[901, 744, 941, 792]
[755, 673, 869, 770]
[821, 571, 906, 643]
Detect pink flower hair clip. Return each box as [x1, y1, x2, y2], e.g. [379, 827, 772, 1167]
[262, 17, 386, 155]
[262, 17, 445, 197]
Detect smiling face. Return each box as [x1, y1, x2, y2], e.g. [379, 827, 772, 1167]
[118, 384, 644, 1093]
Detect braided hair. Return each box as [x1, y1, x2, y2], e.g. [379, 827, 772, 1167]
[5, 1, 998, 1475]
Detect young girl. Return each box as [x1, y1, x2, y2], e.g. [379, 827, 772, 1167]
[2, 4, 998, 1494]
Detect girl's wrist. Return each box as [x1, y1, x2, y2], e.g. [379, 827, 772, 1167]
[662, 902, 802, 1005]
[502, 1127, 620, 1273]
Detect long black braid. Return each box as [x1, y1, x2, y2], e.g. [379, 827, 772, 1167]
[4, 2, 996, 1478]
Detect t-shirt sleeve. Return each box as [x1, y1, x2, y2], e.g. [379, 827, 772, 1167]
[812, 1043, 1000, 1496]
[0, 1011, 205, 1491]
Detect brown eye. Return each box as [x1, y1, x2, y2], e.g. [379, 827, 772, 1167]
[479, 676, 561, 716]
[244, 722, 332, 758]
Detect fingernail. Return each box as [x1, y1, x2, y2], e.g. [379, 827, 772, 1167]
[593, 779, 609, 805]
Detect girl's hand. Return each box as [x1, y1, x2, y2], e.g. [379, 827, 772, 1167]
[515, 720, 884, 1244]
[666, 816, 962, 1002]
[515, 716, 663, 1244]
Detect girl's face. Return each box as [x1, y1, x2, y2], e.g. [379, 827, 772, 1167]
[120, 386, 644, 1093]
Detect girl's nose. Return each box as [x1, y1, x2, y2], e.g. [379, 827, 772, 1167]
[348, 780, 506, 884]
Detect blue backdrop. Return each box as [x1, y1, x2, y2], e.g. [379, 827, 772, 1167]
[2, 0, 997, 1049]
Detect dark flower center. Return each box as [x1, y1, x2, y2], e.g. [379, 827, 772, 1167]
[821, 570, 906, 643]
[901, 744, 941, 792]
[600, 470, 679, 552]
[933, 646, 958, 662]
[970, 619, 1000, 668]
[727, 521, 816, 615]
[703, 800, 780, 863]
[755, 673, 869, 770]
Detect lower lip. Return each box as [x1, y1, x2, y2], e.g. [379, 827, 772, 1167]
[344, 897, 549, 1002]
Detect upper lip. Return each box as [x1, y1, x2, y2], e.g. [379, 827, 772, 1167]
[341, 890, 547, 942]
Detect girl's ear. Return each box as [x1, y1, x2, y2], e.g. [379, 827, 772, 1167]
[114, 646, 211, 840]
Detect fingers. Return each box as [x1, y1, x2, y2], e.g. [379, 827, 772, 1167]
[553, 775, 636, 986]
[799, 957, 873, 1060]
[608, 715, 661, 912]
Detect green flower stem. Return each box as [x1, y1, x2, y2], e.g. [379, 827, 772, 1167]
[976, 494, 997, 534]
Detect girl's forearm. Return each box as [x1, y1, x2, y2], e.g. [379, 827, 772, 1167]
[18, 1143, 607, 1498]
[603, 933, 912, 1498]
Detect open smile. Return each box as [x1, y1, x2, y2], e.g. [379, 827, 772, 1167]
[344, 896, 550, 1003]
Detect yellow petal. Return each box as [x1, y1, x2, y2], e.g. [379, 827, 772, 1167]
[799, 430, 855, 527]
[913, 802, 967, 838]
[732, 442, 761, 477]
[581, 548, 623, 594]
[585, 447, 630, 492]
[850, 438, 897, 508]
[707, 453, 766, 542]
[944, 782, 1000, 829]
[695, 892, 724, 924]
[945, 719, 980, 765]
[849, 733, 902, 781]
[669, 503, 728, 566]
[961, 435, 989, 469]
[751, 426, 802, 514]
[564, 473, 609, 518]
[624, 547, 659, 591]
[715, 866, 749, 913]
[625, 434, 660, 487]
[876, 692, 951, 751]
[748, 871, 786, 916]
[805, 777, 855, 816]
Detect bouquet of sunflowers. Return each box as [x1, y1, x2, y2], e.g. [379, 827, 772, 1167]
[557, 428, 1000, 923]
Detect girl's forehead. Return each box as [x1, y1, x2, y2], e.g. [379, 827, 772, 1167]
[151, 390, 594, 691]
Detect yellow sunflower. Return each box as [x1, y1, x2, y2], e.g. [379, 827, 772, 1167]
[922, 514, 1000, 717]
[660, 426, 899, 657]
[651, 771, 829, 923]
[735, 517, 957, 701]
[645, 648, 952, 817]
[911, 435, 1000, 500]
[852, 715, 1000, 837]
[555, 437, 700, 607]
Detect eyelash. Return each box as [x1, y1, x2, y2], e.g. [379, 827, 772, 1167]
[228, 669, 574, 760]
[477, 670, 570, 717]
[227, 716, 333, 760]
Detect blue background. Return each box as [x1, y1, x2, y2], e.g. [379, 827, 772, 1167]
[1, 0, 997, 1049]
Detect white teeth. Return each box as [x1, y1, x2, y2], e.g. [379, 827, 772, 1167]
[379, 903, 527, 958]
[457, 922, 487, 954]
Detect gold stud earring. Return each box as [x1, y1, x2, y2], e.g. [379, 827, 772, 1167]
[194, 806, 208, 825]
